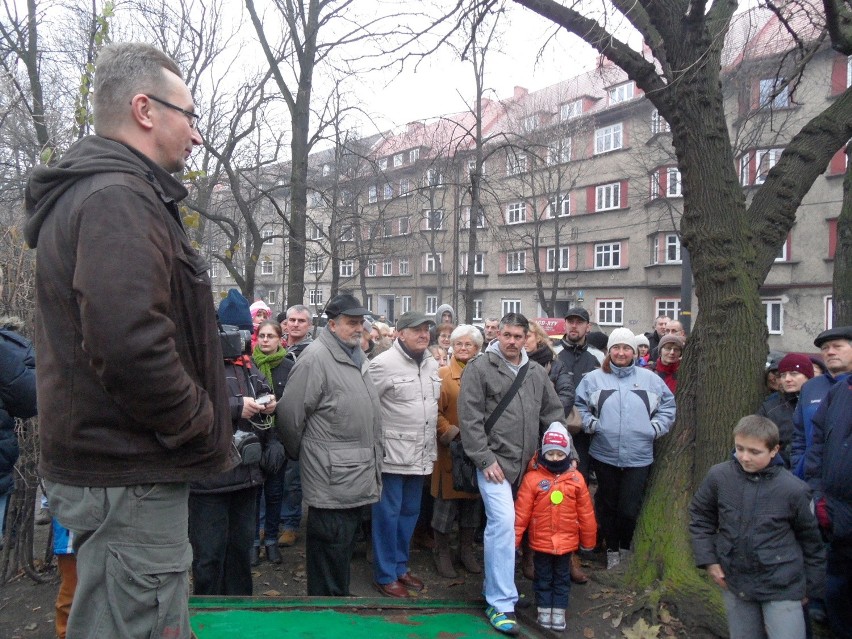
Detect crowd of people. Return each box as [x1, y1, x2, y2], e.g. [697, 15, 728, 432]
[7, 41, 851, 639]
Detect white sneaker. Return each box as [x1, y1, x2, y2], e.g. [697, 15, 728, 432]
[551, 608, 566, 631]
[537, 607, 552, 629]
[606, 550, 620, 569]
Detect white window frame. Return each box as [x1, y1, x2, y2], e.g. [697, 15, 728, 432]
[308, 255, 325, 273]
[262, 229, 274, 245]
[399, 257, 410, 275]
[401, 296, 412, 314]
[393, 153, 404, 167]
[502, 299, 522, 315]
[340, 260, 354, 277]
[409, 148, 420, 163]
[825, 295, 833, 329]
[596, 299, 624, 326]
[399, 216, 410, 235]
[424, 168, 444, 187]
[594, 242, 622, 269]
[460, 252, 485, 275]
[740, 153, 751, 187]
[425, 209, 444, 231]
[666, 167, 682, 197]
[399, 178, 410, 196]
[473, 299, 483, 321]
[595, 182, 621, 211]
[366, 259, 377, 277]
[339, 226, 354, 242]
[267, 290, 277, 305]
[650, 109, 670, 134]
[506, 201, 526, 224]
[309, 289, 323, 305]
[546, 247, 570, 272]
[762, 298, 784, 335]
[383, 258, 393, 276]
[547, 138, 571, 165]
[426, 296, 438, 315]
[776, 237, 789, 262]
[594, 123, 623, 154]
[522, 114, 538, 132]
[506, 151, 527, 175]
[383, 183, 393, 200]
[322, 164, 331, 176]
[261, 260, 274, 276]
[383, 220, 394, 237]
[756, 148, 783, 185]
[656, 299, 680, 320]
[665, 234, 682, 263]
[560, 99, 583, 121]
[608, 81, 635, 104]
[209, 263, 218, 278]
[425, 253, 443, 273]
[549, 193, 570, 218]
[378, 158, 388, 170]
[759, 78, 789, 109]
[650, 172, 661, 199]
[368, 185, 377, 203]
[506, 250, 526, 273]
[310, 222, 322, 240]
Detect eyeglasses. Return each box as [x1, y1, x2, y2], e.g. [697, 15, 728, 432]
[146, 95, 200, 130]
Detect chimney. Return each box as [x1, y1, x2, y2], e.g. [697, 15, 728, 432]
[513, 86, 528, 100]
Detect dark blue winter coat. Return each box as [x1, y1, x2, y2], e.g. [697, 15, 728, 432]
[0, 326, 37, 497]
[791, 371, 851, 478]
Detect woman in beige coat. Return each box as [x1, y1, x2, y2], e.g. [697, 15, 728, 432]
[431, 324, 484, 578]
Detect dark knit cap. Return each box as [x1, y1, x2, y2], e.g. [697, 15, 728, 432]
[218, 288, 252, 330]
[778, 353, 814, 379]
[658, 334, 685, 352]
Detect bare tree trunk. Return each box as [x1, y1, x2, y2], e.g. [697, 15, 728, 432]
[834, 149, 852, 325]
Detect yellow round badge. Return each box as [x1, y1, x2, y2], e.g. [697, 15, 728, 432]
[550, 490, 564, 505]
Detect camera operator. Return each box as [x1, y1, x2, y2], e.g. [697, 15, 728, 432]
[188, 289, 281, 596]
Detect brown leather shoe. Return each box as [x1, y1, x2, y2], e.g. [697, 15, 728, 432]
[397, 572, 425, 592]
[373, 580, 411, 598]
[570, 553, 589, 584]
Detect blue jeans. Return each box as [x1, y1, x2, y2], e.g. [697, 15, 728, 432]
[478, 468, 518, 613]
[280, 459, 303, 531]
[255, 464, 285, 546]
[0, 493, 8, 536]
[722, 590, 806, 639]
[533, 551, 572, 608]
[372, 473, 423, 584]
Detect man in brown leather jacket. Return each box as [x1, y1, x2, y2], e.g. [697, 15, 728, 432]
[24, 43, 234, 639]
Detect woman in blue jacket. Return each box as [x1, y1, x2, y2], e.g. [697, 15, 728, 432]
[574, 328, 675, 570]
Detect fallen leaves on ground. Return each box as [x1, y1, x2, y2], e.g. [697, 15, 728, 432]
[622, 618, 661, 639]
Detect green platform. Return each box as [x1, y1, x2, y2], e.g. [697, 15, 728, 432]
[190, 597, 549, 638]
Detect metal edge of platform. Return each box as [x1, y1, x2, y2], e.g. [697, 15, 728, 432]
[189, 595, 485, 611]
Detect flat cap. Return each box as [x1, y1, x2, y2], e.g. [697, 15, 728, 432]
[814, 325, 852, 348]
[396, 311, 435, 331]
[324, 294, 370, 318]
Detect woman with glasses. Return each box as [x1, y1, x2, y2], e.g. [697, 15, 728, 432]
[431, 324, 484, 578]
[251, 321, 294, 564]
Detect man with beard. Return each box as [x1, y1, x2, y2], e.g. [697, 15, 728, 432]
[555, 308, 599, 481]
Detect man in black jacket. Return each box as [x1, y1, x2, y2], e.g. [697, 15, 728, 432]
[555, 308, 599, 481]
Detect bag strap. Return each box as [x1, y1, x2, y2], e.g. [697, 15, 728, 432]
[484, 363, 528, 434]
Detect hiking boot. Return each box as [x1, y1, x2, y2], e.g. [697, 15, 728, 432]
[570, 553, 588, 584]
[433, 531, 458, 578]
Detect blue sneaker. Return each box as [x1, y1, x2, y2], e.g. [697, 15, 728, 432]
[485, 606, 519, 636]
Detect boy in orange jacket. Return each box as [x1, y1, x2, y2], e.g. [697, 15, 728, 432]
[515, 424, 597, 631]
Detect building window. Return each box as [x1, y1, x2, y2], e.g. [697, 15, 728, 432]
[650, 109, 670, 134]
[460, 252, 485, 275]
[650, 172, 661, 199]
[608, 81, 635, 104]
[596, 299, 624, 326]
[522, 114, 538, 132]
[425, 253, 443, 273]
[740, 154, 751, 186]
[473, 299, 483, 320]
[656, 299, 680, 320]
[762, 299, 783, 335]
[825, 295, 833, 329]
[262, 229, 274, 244]
[424, 169, 444, 187]
[267, 290, 277, 305]
[209, 264, 218, 278]
[549, 194, 570, 217]
[383, 183, 393, 200]
[462, 205, 486, 229]
[665, 234, 681, 263]
[409, 148, 420, 163]
[399, 257, 409, 275]
[594, 242, 621, 269]
[393, 153, 404, 167]
[308, 255, 325, 273]
[383, 220, 394, 237]
[401, 296, 412, 313]
[546, 247, 570, 272]
[595, 183, 621, 211]
[378, 158, 388, 170]
[261, 260, 273, 275]
[340, 260, 354, 277]
[367, 259, 377, 277]
[426, 296, 438, 314]
[322, 164, 331, 176]
[310, 222, 322, 240]
[594, 123, 623, 154]
[425, 209, 444, 230]
[548, 138, 571, 165]
[502, 299, 522, 315]
[368, 185, 377, 203]
[507, 201, 526, 224]
[382, 258, 393, 276]
[666, 167, 682, 197]
[756, 148, 783, 185]
[776, 236, 789, 262]
[399, 216, 410, 235]
[340, 226, 354, 242]
[309, 289, 323, 305]
[399, 178, 410, 195]
[506, 250, 526, 273]
[560, 99, 583, 120]
[506, 151, 527, 175]
[759, 78, 789, 109]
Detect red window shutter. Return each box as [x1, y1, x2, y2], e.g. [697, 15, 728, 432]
[621, 122, 629, 147]
[828, 219, 838, 259]
[587, 186, 596, 212]
[499, 252, 507, 273]
[620, 180, 629, 208]
[831, 55, 848, 95]
[659, 168, 667, 194]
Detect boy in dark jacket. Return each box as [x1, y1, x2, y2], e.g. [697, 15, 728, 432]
[689, 415, 825, 639]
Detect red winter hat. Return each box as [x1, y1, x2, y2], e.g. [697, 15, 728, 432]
[777, 353, 814, 379]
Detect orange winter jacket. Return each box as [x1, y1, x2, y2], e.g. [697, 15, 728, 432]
[514, 455, 597, 554]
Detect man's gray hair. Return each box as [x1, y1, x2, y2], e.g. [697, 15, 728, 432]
[286, 304, 313, 320]
[450, 324, 483, 347]
[93, 43, 182, 136]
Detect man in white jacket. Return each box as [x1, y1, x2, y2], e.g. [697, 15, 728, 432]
[368, 311, 439, 598]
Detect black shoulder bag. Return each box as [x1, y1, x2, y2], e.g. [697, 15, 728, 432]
[451, 363, 529, 493]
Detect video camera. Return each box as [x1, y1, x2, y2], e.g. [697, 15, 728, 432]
[219, 324, 253, 359]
